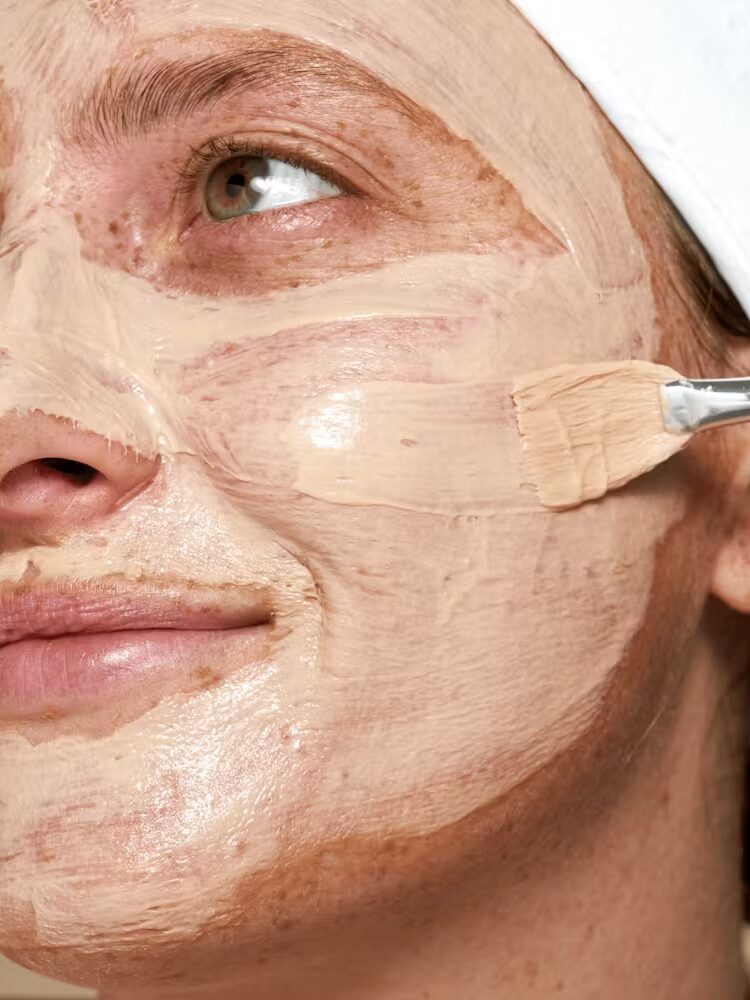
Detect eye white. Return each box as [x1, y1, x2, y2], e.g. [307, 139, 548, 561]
[205, 154, 343, 221]
[247, 158, 341, 212]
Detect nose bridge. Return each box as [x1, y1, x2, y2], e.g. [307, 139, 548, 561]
[0, 214, 118, 355]
[0, 216, 168, 460]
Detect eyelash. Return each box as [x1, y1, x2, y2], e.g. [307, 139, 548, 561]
[175, 134, 355, 200]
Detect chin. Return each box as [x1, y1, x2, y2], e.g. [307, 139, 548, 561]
[0, 818, 466, 995]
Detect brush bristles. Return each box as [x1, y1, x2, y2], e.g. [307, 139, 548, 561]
[512, 360, 691, 509]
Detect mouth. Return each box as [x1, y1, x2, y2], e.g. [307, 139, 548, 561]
[0, 578, 275, 720]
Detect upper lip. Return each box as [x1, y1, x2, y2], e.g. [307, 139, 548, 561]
[0, 578, 273, 647]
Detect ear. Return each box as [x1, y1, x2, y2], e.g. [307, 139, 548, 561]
[712, 499, 750, 614]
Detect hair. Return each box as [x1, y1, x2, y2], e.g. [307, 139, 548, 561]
[665, 201, 750, 347]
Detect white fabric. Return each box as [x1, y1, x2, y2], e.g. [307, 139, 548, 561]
[510, 0, 750, 318]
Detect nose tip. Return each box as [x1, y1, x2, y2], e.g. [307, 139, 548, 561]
[0, 410, 160, 532]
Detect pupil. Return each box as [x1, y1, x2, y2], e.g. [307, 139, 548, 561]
[226, 172, 247, 198]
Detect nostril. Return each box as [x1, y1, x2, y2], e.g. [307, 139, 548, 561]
[0, 412, 161, 531]
[38, 458, 99, 486]
[0, 458, 100, 492]
[0, 457, 103, 518]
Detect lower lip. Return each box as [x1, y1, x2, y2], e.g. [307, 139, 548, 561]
[0, 627, 271, 719]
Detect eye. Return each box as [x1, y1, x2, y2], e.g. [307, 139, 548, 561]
[204, 154, 342, 221]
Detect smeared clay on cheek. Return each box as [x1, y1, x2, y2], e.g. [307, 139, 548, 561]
[288, 381, 515, 515]
[160, 237, 675, 826]
[0, 220, 681, 964]
[279, 249, 659, 514]
[0, 240, 673, 965]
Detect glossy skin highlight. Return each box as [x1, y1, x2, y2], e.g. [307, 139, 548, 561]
[1, 2, 749, 999]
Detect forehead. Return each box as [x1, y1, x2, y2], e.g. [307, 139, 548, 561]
[0, 0, 534, 167]
[0, 0, 533, 101]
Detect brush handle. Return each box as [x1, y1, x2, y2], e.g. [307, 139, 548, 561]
[661, 377, 750, 433]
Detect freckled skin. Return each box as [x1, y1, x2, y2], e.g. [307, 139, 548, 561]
[0, 2, 749, 1000]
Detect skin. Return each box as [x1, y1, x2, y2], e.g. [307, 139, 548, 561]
[1, 1, 750, 998]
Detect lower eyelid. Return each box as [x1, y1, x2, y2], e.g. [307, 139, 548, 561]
[180, 189, 354, 239]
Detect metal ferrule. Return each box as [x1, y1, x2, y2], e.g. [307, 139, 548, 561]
[661, 377, 750, 434]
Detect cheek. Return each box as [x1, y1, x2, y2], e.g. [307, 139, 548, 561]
[288, 380, 514, 514]
[168, 314, 514, 512]
[170, 314, 521, 517]
[165, 313, 683, 834]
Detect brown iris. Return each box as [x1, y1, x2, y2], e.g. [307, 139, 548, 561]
[205, 155, 269, 220]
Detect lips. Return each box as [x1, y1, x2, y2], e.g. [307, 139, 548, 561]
[0, 579, 274, 719]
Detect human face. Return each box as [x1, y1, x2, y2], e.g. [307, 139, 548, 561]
[0, 0, 720, 992]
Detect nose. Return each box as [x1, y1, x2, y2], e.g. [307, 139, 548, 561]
[0, 410, 160, 533]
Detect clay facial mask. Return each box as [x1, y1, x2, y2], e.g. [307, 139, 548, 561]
[0, 2, 688, 989]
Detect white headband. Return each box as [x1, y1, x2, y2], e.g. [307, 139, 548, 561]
[510, 0, 750, 319]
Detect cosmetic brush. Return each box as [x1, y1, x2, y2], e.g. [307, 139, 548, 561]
[511, 359, 750, 509]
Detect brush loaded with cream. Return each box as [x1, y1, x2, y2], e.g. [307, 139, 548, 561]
[512, 360, 750, 509]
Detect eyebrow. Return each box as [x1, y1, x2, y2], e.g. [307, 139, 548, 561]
[68, 36, 427, 146]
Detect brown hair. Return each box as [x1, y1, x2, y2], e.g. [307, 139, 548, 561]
[665, 201, 750, 347]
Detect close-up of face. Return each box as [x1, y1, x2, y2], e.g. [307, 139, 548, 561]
[2, 2, 750, 999]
